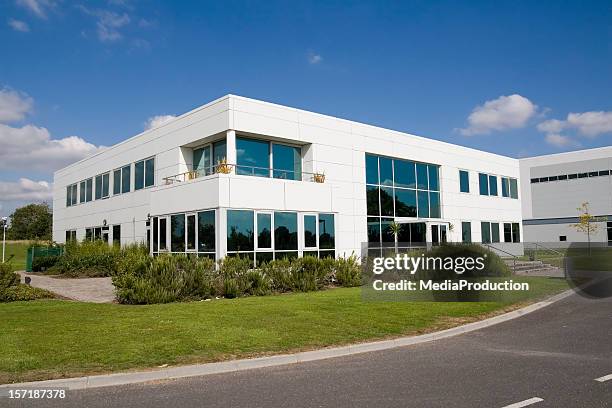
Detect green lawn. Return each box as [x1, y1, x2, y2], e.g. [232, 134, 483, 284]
[2, 241, 31, 270]
[0, 276, 568, 384]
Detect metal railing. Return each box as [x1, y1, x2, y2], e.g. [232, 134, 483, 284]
[163, 163, 325, 185]
[483, 243, 519, 274]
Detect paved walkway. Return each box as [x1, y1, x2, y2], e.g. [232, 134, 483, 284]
[18, 271, 116, 303]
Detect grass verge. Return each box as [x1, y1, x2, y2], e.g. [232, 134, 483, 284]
[0, 276, 568, 384]
[1, 241, 32, 271]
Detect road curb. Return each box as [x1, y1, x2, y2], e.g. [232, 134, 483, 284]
[0, 289, 575, 391]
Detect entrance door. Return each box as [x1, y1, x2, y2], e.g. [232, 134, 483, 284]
[431, 224, 448, 245]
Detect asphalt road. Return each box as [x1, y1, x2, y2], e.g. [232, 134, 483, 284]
[5, 293, 612, 408]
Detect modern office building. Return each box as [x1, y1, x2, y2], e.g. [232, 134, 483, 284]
[519, 146, 612, 245]
[52, 95, 524, 262]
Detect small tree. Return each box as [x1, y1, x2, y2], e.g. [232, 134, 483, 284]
[571, 202, 605, 254]
[388, 222, 401, 254]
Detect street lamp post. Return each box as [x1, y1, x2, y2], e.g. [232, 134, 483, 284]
[1, 217, 7, 264]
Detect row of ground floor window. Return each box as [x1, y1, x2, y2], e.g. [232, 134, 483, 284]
[367, 218, 521, 245]
[67, 209, 337, 266]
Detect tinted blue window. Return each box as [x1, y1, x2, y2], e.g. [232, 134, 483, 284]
[318, 213, 335, 249]
[416, 163, 428, 190]
[366, 186, 380, 216]
[394, 159, 416, 188]
[367, 217, 380, 243]
[417, 190, 429, 218]
[227, 210, 254, 251]
[379, 157, 393, 186]
[194, 146, 212, 175]
[510, 178, 518, 199]
[273, 144, 301, 180]
[380, 187, 394, 216]
[459, 170, 469, 193]
[489, 175, 498, 196]
[429, 192, 441, 218]
[257, 213, 272, 249]
[365, 154, 379, 185]
[478, 173, 489, 195]
[501, 177, 509, 197]
[236, 137, 269, 177]
[428, 165, 439, 191]
[274, 212, 298, 250]
[171, 214, 185, 252]
[213, 139, 227, 169]
[394, 188, 417, 217]
[197, 211, 215, 252]
[304, 215, 317, 248]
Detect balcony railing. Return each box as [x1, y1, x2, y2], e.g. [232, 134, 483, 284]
[163, 164, 325, 185]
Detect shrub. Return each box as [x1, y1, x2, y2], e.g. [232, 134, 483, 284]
[0, 262, 19, 289]
[261, 258, 293, 292]
[32, 255, 60, 272]
[0, 285, 54, 302]
[49, 240, 119, 277]
[334, 254, 361, 287]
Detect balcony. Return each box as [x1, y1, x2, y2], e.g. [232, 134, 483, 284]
[163, 163, 326, 185]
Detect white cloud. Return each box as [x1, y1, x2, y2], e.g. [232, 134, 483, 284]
[16, 0, 54, 19]
[8, 19, 30, 32]
[308, 53, 322, 64]
[144, 114, 176, 130]
[458, 94, 538, 136]
[0, 123, 104, 171]
[545, 133, 580, 148]
[77, 6, 131, 42]
[0, 87, 33, 122]
[0, 178, 52, 201]
[537, 118, 565, 134]
[566, 111, 612, 138]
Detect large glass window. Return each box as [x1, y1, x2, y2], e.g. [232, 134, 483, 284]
[304, 215, 317, 248]
[135, 158, 155, 190]
[367, 217, 381, 243]
[274, 212, 298, 251]
[227, 210, 254, 252]
[459, 170, 470, 193]
[145, 158, 154, 187]
[257, 213, 272, 249]
[171, 214, 185, 252]
[319, 213, 335, 257]
[236, 137, 269, 176]
[198, 211, 215, 252]
[273, 144, 301, 180]
[95, 174, 103, 200]
[113, 225, 121, 246]
[365, 153, 441, 245]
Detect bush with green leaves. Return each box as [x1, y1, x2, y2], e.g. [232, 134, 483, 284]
[32, 255, 60, 272]
[0, 262, 54, 302]
[48, 240, 120, 277]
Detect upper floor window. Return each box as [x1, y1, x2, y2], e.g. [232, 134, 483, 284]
[95, 173, 110, 200]
[79, 178, 93, 203]
[235, 136, 302, 181]
[365, 154, 440, 219]
[501, 177, 518, 199]
[113, 165, 131, 195]
[194, 139, 227, 176]
[478, 173, 489, 195]
[66, 183, 77, 207]
[459, 170, 470, 193]
[135, 157, 155, 190]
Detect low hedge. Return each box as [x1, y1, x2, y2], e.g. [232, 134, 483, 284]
[113, 254, 361, 305]
[0, 262, 54, 302]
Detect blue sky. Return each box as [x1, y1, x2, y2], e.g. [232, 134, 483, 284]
[0, 0, 611, 217]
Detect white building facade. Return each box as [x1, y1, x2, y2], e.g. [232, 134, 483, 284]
[53, 95, 524, 262]
[519, 147, 612, 245]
